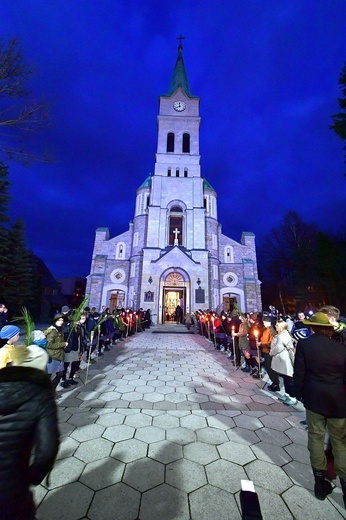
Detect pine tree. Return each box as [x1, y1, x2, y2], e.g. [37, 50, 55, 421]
[3, 219, 35, 314]
[330, 61, 346, 174]
[0, 162, 11, 299]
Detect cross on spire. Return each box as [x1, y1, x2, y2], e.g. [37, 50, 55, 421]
[176, 34, 185, 50]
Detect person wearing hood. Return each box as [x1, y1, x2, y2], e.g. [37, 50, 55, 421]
[0, 342, 59, 519]
[0, 325, 21, 369]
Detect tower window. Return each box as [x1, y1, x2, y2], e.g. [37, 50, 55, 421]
[184, 168, 188, 178]
[167, 132, 174, 152]
[182, 133, 190, 153]
[168, 168, 171, 177]
[169, 216, 183, 245]
[176, 168, 179, 177]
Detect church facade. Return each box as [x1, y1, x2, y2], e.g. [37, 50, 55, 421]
[86, 44, 262, 323]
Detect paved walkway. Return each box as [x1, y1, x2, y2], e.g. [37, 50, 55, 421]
[34, 325, 346, 520]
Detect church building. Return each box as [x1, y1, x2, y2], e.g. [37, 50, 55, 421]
[86, 43, 262, 323]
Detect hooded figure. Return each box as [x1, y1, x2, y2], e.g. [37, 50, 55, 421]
[0, 344, 59, 519]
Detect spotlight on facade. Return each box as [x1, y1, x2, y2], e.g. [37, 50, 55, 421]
[148, 276, 153, 284]
[196, 277, 201, 287]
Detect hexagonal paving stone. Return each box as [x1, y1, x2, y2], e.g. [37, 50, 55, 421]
[166, 426, 197, 445]
[88, 482, 140, 520]
[165, 392, 187, 403]
[282, 460, 314, 490]
[246, 459, 293, 494]
[124, 412, 152, 428]
[256, 427, 292, 447]
[187, 393, 210, 403]
[284, 426, 309, 445]
[233, 414, 264, 430]
[196, 427, 229, 445]
[76, 391, 101, 401]
[98, 391, 122, 401]
[102, 424, 135, 442]
[47, 457, 85, 488]
[207, 414, 236, 430]
[134, 425, 165, 443]
[194, 386, 216, 395]
[67, 411, 98, 427]
[56, 436, 79, 460]
[251, 441, 292, 466]
[36, 481, 93, 520]
[141, 483, 190, 520]
[111, 438, 148, 462]
[226, 426, 260, 446]
[184, 441, 219, 465]
[282, 483, 342, 519]
[206, 459, 247, 493]
[96, 412, 125, 427]
[70, 423, 105, 442]
[248, 485, 294, 520]
[123, 458, 164, 492]
[74, 437, 113, 463]
[143, 392, 165, 403]
[80, 457, 125, 490]
[190, 484, 240, 520]
[148, 440, 183, 464]
[259, 414, 291, 431]
[180, 414, 208, 430]
[284, 441, 311, 465]
[152, 413, 180, 429]
[167, 458, 207, 494]
[218, 440, 256, 465]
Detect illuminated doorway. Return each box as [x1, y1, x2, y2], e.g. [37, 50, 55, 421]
[222, 294, 238, 313]
[163, 289, 185, 322]
[110, 291, 125, 312]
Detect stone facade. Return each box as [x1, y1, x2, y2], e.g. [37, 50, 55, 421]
[86, 46, 262, 322]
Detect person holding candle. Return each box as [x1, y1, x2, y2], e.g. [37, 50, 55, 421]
[255, 316, 279, 390]
[270, 320, 297, 405]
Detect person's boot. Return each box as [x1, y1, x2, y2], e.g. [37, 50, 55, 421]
[340, 478, 346, 508]
[312, 468, 332, 500]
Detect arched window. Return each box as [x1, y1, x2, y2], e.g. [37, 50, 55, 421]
[168, 168, 171, 177]
[184, 168, 188, 177]
[182, 133, 190, 153]
[167, 133, 174, 152]
[116, 242, 126, 259]
[176, 168, 179, 177]
[224, 246, 234, 263]
[168, 206, 183, 246]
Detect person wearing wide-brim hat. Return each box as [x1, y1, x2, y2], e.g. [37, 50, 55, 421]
[294, 311, 346, 505]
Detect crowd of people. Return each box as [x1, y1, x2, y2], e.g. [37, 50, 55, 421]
[0, 300, 345, 512]
[192, 305, 346, 506]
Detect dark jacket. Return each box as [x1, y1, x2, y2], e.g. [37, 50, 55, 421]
[294, 333, 346, 418]
[0, 367, 60, 509]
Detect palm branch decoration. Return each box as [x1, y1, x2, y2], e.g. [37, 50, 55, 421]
[67, 295, 90, 340]
[12, 306, 35, 346]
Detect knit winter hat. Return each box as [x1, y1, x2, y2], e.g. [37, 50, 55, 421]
[62, 306, 70, 312]
[11, 345, 49, 371]
[0, 325, 20, 340]
[31, 330, 46, 342]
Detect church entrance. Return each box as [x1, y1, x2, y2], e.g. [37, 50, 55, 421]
[222, 294, 238, 313]
[109, 291, 125, 312]
[163, 288, 185, 323]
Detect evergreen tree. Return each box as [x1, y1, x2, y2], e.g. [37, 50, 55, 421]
[3, 219, 35, 314]
[330, 61, 346, 174]
[0, 162, 11, 299]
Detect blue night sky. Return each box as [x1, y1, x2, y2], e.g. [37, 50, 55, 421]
[1, 0, 346, 279]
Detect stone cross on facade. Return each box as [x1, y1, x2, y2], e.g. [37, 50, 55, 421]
[173, 227, 180, 246]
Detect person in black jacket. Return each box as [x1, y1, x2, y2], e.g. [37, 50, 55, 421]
[294, 311, 346, 505]
[0, 345, 60, 520]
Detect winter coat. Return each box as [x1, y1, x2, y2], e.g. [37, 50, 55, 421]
[294, 333, 346, 418]
[0, 343, 14, 369]
[234, 321, 250, 350]
[259, 327, 276, 354]
[0, 366, 59, 512]
[270, 329, 295, 377]
[44, 325, 66, 361]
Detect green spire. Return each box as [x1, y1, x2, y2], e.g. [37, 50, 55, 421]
[166, 42, 192, 97]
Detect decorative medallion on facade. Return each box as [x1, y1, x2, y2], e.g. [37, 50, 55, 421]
[110, 268, 126, 284]
[165, 272, 185, 286]
[223, 272, 238, 287]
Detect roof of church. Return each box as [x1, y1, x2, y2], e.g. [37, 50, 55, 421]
[165, 44, 193, 98]
[138, 175, 152, 190]
[203, 178, 215, 192]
